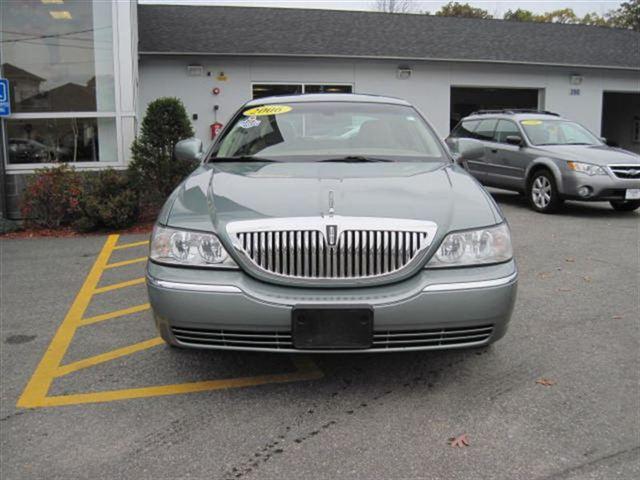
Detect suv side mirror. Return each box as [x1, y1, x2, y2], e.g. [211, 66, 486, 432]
[457, 138, 484, 161]
[505, 135, 523, 146]
[175, 138, 203, 162]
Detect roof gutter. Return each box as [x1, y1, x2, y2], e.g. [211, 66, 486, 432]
[138, 51, 640, 72]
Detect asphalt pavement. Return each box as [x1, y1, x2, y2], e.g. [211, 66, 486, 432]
[1, 191, 639, 480]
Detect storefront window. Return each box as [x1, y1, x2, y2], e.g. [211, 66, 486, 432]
[1, 0, 117, 165]
[1, 0, 115, 113]
[7, 118, 116, 164]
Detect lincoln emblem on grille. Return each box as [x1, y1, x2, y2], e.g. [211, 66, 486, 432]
[326, 225, 338, 247]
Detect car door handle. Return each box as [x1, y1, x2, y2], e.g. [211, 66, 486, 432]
[490, 149, 498, 154]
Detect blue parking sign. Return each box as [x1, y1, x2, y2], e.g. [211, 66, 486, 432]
[0, 78, 11, 117]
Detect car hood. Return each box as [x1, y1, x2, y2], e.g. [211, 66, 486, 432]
[165, 162, 502, 242]
[535, 145, 640, 165]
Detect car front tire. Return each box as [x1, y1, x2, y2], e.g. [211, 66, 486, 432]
[610, 200, 640, 212]
[527, 170, 563, 213]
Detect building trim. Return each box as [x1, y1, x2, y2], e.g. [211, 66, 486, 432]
[138, 51, 640, 72]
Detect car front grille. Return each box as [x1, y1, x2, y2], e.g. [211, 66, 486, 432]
[372, 325, 493, 349]
[609, 165, 640, 179]
[171, 327, 294, 349]
[235, 229, 429, 279]
[171, 325, 493, 351]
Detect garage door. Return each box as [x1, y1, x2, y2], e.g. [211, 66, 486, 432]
[450, 87, 540, 131]
[602, 92, 640, 154]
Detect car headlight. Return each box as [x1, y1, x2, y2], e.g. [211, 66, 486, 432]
[567, 161, 607, 176]
[149, 225, 238, 268]
[426, 223, 513, 268]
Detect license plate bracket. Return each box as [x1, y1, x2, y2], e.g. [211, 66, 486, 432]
[292, 307, 373, 349]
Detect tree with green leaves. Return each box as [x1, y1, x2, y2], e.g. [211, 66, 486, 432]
[435, 2, 493, 19]
[503, 9, 537, 22]
[608, 0, 640, 31]
[128, 97, 196, 205]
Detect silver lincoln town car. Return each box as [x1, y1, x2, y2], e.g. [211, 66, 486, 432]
[146, 94, 518, 353]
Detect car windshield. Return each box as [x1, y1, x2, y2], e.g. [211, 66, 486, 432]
[210, 101, 447, 162]
[520, 119, 601, 146]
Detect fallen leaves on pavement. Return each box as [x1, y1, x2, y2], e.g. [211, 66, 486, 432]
[448, 433, 470, 448]
[536, 378, 556, 386]
[565, 257, 576, 263]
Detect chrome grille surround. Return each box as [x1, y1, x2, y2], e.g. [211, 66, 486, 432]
[608, 164, 640, 179]
[170, 325, 493, 351]
[227, 216, 437, 283]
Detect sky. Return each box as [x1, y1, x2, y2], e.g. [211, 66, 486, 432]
[139, 0, 624, 17]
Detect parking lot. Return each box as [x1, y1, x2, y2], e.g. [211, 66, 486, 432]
[1, 191, 638, 480]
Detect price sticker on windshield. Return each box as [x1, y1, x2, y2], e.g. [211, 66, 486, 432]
[243, 105, 292, 116]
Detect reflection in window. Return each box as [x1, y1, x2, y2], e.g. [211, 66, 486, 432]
[7, 118, 116, 164]
[1, 0, 115, 113]
[252, 84, 302, 99]
[304, 85, 353, 94]
[252, 84, 353, 99]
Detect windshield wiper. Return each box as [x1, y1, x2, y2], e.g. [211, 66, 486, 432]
[319, 155, 393, 163]
[210, 155, 278, 163]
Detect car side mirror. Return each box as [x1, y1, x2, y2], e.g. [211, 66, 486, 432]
[505, 135, 523, 146]
[457, 138, 484, 161]
[175, 138, 203, 162]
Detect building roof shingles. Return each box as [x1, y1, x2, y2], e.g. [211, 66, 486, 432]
[138, 4, 640, 70]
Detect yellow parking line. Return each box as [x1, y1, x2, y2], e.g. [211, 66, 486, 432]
[38, 360, 323, 407]
[54, 338, 164, 377]
[17, 235, 120, 408]
[79, 303, 151, 326]
[93, 277, 146, 294]
[104, 257, 147, 269]
[112, 240, 149, 250]
[18, 233, 324, 409]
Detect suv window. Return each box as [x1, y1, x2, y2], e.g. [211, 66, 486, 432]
[475, 119, 498, 141]
[450, 120, 480, 139]
[494, 120, 521, 143]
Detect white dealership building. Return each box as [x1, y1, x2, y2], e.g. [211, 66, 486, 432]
[1, 0, 639, 216]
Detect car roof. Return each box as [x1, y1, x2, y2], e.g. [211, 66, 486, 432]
[244, 93, 411, 107]
[463, 111, 565, 122]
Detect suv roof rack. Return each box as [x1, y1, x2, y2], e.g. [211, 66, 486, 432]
[469, 109, 560, 117]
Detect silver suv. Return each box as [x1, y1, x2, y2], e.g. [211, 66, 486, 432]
[446, 110, 640, 213]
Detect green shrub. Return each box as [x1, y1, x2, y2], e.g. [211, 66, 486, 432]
[128, 97, 197, 205]
[20, 164, 83, 228]
[74, 169, 139, 232]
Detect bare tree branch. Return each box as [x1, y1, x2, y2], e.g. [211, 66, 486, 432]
[372, 0, 416, 13]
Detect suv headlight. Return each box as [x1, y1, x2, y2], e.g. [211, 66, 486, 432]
[149, 225, 238, 268]
[427, 223, 513, 268]
[567, 161, 606, 176]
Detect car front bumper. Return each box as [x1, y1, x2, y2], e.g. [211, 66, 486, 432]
[559, 171, 640, 201]
[147, 260, 518, 353]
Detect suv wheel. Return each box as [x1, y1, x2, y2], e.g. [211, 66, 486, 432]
[610, 200, 640, 212]
[527, 170, 563, 213]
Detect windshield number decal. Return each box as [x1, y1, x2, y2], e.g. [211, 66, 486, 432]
[243, 105, 292, 116]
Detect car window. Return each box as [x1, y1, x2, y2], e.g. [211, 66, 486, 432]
[474, 119, 498, 141]
[520, 119, 601, 146]
[450, 120, 480, 139]
[213, 102, 447, 162]
[494, 120, 521, 144]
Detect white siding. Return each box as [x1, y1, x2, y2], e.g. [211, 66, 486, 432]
[138, 55, 640, 149]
